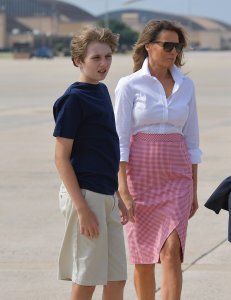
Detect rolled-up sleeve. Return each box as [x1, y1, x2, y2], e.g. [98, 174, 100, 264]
[114, 78, 134, 162]
[183, 84, 202, 164]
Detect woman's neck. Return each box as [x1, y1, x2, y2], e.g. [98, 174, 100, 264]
[149, 64, 170, 81]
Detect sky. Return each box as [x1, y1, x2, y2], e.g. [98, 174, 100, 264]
[64, 0, 231, 25]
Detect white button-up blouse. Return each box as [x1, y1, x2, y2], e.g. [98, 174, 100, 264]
[114, 58, 202, 164]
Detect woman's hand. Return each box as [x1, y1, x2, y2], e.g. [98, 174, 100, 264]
[189, 195, 199, 218]
[120, 192, 135, 223]
[118, 198, 129, 225]
[190, 164, 199, 218]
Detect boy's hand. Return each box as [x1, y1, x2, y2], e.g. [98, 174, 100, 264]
[118, 198, 129, 225]
[77, 207, 99, 239]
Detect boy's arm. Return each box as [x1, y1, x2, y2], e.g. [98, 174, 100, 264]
[55, 137, 99, 238]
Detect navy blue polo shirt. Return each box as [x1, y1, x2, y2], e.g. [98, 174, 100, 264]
[53, 82, 120, 195]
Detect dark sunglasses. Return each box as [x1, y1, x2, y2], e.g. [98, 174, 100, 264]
[152, 41, 184, 53]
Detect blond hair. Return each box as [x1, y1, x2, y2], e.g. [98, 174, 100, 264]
[133, 20, 188, 72]
[71, 26, 119, 67]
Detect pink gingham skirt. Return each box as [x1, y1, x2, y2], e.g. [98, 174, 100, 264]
[125, 133, 193, 264]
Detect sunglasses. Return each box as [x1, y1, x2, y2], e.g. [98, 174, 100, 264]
[152, 41, 184, 53]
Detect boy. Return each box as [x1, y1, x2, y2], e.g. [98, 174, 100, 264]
[53, 26, 127, 300]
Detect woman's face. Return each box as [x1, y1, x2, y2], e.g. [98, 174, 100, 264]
[145, 30, 181, 71]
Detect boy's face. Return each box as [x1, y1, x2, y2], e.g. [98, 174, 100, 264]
[76, 42, 113, 84]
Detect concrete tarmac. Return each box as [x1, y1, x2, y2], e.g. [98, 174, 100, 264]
[0, 52, 231, 299]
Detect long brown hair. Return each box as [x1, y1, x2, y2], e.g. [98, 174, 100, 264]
[133, 20, 188, 72]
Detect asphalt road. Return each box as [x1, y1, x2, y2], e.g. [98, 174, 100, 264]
[0, 52, 231, 299]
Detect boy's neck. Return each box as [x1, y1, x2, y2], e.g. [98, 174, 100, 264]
[78, 75, 99, 85]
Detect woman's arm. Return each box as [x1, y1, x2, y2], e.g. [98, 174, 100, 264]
[189, 164, 199, 218]
[114, 78, 133, 162]
[182, 83, 202, 164]
[117, 162, 135, 223]
[115, 79, 135, 222]
[55, 137, 99, 238]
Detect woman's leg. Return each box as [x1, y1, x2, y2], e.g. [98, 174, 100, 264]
[159, 230, 182, 300]
[70, 283, 95, 300]
[102, 280, 126, 300]
[134, 264, 156, 300]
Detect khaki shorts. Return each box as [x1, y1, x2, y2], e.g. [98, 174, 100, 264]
[58, 183, 127, 286]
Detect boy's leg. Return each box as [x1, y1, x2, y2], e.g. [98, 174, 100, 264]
[102, 280, 126, 300]
[71, 191, 108, 285]
[103, 196, 127, 300]
[107, 196, 127, 282]
[71, 283, 95, 300]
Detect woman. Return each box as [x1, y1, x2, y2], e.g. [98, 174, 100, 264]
[114, 20, 202, 300]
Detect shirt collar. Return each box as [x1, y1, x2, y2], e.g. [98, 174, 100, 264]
[140, 57, 184, 86]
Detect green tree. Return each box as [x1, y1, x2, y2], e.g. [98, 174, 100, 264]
[97, 19, 139, 52]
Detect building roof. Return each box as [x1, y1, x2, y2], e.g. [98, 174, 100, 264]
[6, 16, 33, 34]
[56, 1, 96, 21]
[188, 16, 231, 31]
[0, 0, 96, 21]
[99, 9, 231, 32]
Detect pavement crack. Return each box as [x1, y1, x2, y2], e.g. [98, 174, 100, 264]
[155, 238, 227, 294]
[182, 238, 227, 272]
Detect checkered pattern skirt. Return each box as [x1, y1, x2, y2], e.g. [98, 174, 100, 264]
[125, 133, 193, 264]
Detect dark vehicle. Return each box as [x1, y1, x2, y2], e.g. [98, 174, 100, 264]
[63, 48, 71, 57]
[33, 47, 54, 58]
